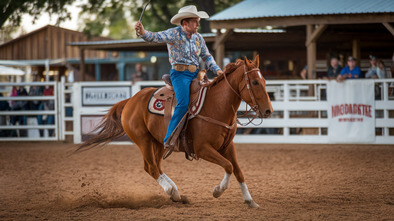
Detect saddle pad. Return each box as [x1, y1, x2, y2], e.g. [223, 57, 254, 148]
[147, 86, 207, 116]
[190, 86, 207, 116]
[148, 89, 167, 116]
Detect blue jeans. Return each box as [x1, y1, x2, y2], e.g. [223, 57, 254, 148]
[164, 69, 198, 143]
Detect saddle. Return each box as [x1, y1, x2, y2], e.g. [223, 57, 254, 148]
[147, 70, 209, 160]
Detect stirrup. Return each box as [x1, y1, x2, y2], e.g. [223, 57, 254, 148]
[163, 148, 173, 160]
[163, 144, 174, 160]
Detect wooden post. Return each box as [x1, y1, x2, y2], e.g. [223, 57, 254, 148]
[306, 25, 316, 80]
[80, 48, 85, 81]
[352, 39, 360, 67]
[305, 24, 327, 80]
[214, 29, 233, 69]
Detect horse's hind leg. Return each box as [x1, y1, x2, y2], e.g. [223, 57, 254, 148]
[222, 142, 259, 208]
[137, 137, 181, 202]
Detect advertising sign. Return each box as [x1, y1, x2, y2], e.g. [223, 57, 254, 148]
[328, 80, 375, 143]
[82, 86, 131, 106]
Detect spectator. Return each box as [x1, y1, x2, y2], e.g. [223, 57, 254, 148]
[337, 56, 362, 82]
[0, 93, 11, 137]
[325, 57, 342, 80]
[38, 86, 55, 137]
[300, 65, 308, 79]
[10, 86, 28, 137]
[28, 85, 43, 110]
[391, 53, 394, 78]
[365, 55, 386, 79]
[131, 63, 148, 84]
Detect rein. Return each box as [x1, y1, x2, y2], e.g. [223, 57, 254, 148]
[223, 66, 263, 126]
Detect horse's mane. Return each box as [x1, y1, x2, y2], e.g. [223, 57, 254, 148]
[208, 59, 246, 87]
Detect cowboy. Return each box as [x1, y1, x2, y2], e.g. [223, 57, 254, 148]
[135, 5, 224, 149]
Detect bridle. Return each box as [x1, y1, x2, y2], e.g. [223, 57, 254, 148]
[223, 65, 263, 126]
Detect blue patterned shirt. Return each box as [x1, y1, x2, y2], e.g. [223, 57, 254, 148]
[141, 26, 221, 73]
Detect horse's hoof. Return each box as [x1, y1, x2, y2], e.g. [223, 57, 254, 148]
[245, 200, 260, 208]
[213, 185, 224, 198]
[170, 188, 181, 202]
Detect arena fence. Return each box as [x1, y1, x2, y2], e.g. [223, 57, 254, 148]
[0, 79, 393, 144]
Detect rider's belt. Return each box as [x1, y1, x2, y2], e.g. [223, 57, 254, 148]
[173, 64, 197, 73]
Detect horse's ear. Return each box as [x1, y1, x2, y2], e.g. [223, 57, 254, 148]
[244, 56, 252, 68]
[253, 55, 260, 68]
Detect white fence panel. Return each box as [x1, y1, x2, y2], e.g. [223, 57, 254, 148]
[1, 79, 393, 144]
[0, 82, 58, 141]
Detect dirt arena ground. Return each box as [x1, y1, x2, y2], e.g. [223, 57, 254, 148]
[0, 142, 393, 220]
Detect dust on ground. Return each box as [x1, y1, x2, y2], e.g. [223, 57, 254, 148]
[0, 142, 393, 220]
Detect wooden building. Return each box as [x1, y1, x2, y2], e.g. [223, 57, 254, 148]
[0, 25, 111, 81]
[209, 0, 394, 79]
[68, 0, 394, 80]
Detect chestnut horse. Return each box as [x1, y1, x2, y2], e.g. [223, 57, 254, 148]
[79, 55, 273, 208]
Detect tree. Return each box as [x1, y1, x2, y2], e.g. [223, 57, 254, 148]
[1, 0, 241, 39]
[0, 0, 74, 29]
[81, 0, 242, 39]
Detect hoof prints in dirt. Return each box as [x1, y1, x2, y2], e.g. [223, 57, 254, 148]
[51, 195, 171, 211]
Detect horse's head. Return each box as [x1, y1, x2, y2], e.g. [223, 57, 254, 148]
[233, 55, 273, 118]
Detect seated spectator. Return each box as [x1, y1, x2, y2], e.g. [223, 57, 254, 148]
[325, 57, 342, 80]
[337, 56, 362, 82]
[365, 55, 386, 79]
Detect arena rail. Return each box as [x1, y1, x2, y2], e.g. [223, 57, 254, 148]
[0, 82, 58, 141]
[1, 79, 393, 144]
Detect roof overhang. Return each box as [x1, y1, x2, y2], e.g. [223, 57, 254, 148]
[68, 34, 217, 51]
[210, 13, 394, 29]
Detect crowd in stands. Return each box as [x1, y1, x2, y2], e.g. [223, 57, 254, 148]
[302, 54, 393, 81]
[0, 86, 55, 137]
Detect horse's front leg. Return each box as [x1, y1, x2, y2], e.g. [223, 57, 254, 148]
[157, 173, 181, 202]
[196, 144, 234, 198]
[222, 142, 259, 208]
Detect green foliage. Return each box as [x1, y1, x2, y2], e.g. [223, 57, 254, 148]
[81, 0, 242, 39]
[0, 0, 74, 29]
[1, 0, 242, 39]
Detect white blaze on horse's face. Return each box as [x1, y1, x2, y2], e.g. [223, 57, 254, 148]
[257, 71, 263, 79]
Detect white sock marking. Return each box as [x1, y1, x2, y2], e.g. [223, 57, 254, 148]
[220, 172, 231, 190]
[157, 173, 173, 194]
[239, 182, 253, 201]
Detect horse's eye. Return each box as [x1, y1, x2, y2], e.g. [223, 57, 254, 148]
[252, 80, 259, 86]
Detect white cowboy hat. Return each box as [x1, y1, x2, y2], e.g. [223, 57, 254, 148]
[170, 5, 209, 25]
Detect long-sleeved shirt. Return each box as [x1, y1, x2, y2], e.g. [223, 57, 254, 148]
[141, 26, 221, 73]
[365, 66, 386, 79]
[340, 66, 362, 78]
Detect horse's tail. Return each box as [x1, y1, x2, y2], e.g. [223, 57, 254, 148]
[75, 98, 130, 152]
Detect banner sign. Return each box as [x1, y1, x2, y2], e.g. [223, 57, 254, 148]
[82, 86, 131, 106]
[328, 80, 375, 143]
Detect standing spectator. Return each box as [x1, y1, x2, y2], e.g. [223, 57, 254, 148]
[28, 85, 43, 110]
[131, 63, 148, 84]
[10, 86, 28, 137]
[0, 93, 11, 137]
[365, 55, 386, 79]
[38, 86, 55, 137]
[29, 85, 43, 134]
[325, 57, 342, 80]
[337, 56, 362, 82]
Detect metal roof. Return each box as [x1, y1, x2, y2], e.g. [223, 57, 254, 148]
[210, 0, 394, 21]
[68, 33, 217, 47]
